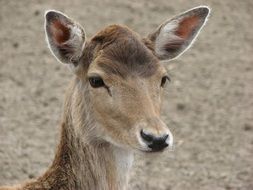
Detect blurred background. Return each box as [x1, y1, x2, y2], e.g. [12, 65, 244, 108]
[0, 0, 252, 189]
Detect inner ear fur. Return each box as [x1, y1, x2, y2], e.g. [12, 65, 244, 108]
[45, 10, 86, 65]
[146, 6, 210, 60]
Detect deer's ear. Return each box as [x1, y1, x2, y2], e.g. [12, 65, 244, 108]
[146, 6, 210, 60]
[44, 10, 85, 65]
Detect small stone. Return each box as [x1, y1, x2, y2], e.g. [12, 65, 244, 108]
[244, 123, 252, 131]
[13, 42, 19, 48]
[34, 10, 40, 16]
[43, 101, 49, 107]
[28, 173, 35, 179]
[225, 185, 233, 190]
[177, 103, 185, 111]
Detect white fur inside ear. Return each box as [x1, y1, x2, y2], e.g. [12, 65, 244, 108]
[155, 20, 182, 58]
[44, 10, 86, 65]
[65, 24, 86, 63]
[151, 6, 210, 60]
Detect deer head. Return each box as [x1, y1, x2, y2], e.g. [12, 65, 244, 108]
[44, 6, 210, 152]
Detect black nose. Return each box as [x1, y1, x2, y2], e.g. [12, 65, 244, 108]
[140, 130, 169, 151]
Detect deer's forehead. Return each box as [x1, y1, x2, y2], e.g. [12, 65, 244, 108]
[88, 25, 161, 78]
[93, 56, 162, 79]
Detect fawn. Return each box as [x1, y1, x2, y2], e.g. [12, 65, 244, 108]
[0, 6, 210, 190]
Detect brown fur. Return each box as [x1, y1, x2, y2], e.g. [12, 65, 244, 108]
[89, 25, 159, 78]
[1, 25, 165, 190]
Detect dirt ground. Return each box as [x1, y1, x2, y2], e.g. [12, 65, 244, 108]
[0, 0, 252, 189]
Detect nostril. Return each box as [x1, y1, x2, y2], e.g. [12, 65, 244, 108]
[148, 134, 169, 151]
[140, 130, 154, 142]
[154, 134, 169, 145]
[140, 130, 170, 151]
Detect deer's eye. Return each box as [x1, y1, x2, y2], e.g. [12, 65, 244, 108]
[89, 76, 105, 88]
[161, 76, 170, 87]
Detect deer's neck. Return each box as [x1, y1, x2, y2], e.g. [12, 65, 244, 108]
[25, 122, 133, 190]
[51, 123, 133, 190]
[24, 80, 134, 190]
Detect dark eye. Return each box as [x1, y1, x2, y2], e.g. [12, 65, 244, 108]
[89, 76, 105, 88]
[161, 76, 170, 87]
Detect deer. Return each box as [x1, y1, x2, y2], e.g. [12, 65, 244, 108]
[0, 6, 210, 190]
